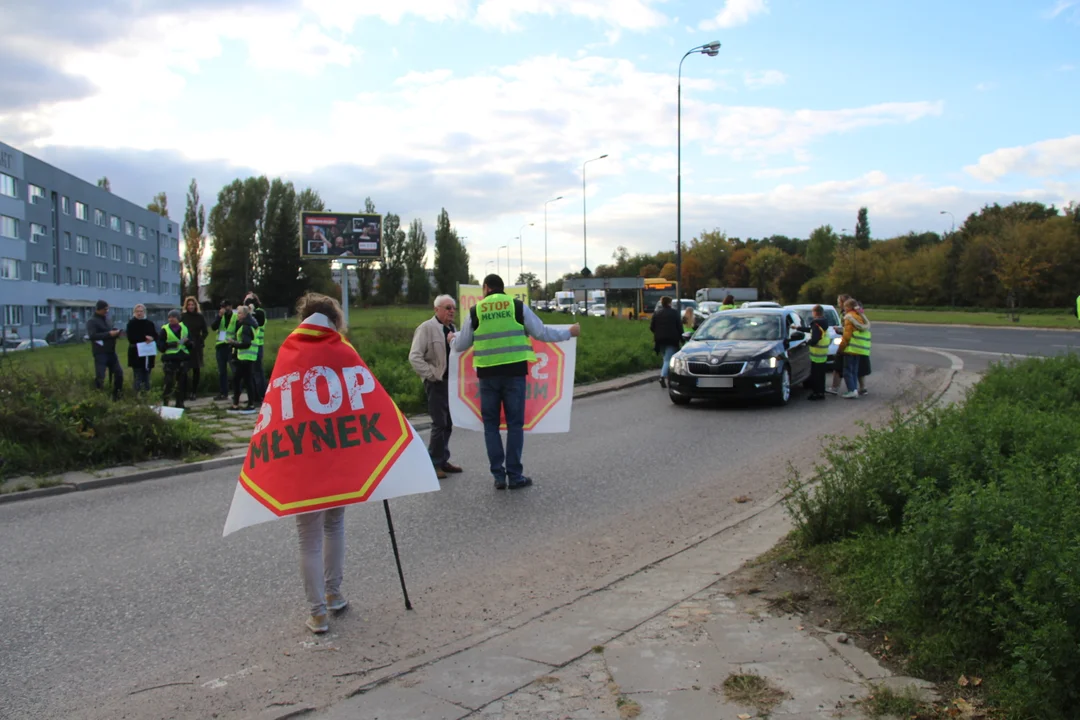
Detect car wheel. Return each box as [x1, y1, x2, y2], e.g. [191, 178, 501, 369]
[669, 392, 691, 406]
[772, 366, 791, 406]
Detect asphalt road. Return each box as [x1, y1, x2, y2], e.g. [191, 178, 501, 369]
[874, 321, 1080, 358]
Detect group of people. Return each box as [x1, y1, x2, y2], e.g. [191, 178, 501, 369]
[86, 293, 269, 412]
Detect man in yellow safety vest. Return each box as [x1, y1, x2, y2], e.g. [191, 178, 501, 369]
[158, 308, 193, 409]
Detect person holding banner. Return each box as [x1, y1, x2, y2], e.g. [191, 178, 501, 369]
[451, 274, 580, 490]
[408, 294, 461, 480]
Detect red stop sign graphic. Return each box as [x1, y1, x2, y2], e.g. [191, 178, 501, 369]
[456, 341, 566, 430]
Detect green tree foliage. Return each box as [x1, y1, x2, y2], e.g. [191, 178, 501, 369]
[147, 191, 168, 217]
[256, 179, 303, 308]
[351, 196, 377, 305]
[182, 179, 206, 300]
[208, 178, 269, 305]
[433, 208, 469, 296]
[854, 207, 871, 250]
[404, 219, 430, 305]
[378, 213, 406, 304]
[747, 247, 788, 300]
[97, 177, 111, 192]
[805, 224, 837, 275]
[515, 272, 541, 299]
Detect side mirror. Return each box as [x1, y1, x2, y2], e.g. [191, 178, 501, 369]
[681, 331, 692, 343]
[790, 331, 806, 341]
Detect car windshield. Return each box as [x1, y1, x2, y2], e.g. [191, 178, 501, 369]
[793, 307, 840, 327]
[695, 313, 782, 341]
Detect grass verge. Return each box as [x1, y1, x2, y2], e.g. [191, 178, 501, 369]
[785, 353, 1080, 719]
[719, 672, 788, 714]
[867, 308, 1077, 328]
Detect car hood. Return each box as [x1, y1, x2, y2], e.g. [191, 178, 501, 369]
[679, 338, 783, 361]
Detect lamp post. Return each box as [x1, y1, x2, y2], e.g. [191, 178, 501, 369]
[582, 154, 608, 275]
[497, 245, 507, 279]
[544, 196, 563, 300]
[939, 210, 955, 233]
[517, 222, 534, 282]
[676, 41, 721, 312]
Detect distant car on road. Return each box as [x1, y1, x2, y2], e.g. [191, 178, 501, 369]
[740, 301, 782, 309]
[12, 339, 49, 352]
[698, 301, 722, 316]
[587, 303, 607, 317]
[784, 304, 843, 373]
[666, 308, 810, 407]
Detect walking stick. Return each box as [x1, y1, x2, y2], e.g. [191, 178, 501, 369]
[383, 499, 413, 610]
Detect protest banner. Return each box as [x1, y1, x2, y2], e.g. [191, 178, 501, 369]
[457, 284, 529, 317]
[448, 334, 576, 434]
[223, 313, 439, 537]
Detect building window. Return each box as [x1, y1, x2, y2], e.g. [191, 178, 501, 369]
[148, 279, 156, 293]
[76, 235, 89, 254]
[150, 253, 156, 264]
[124, 220, 134, 235]
[65, 267, 72, 285]
[112, 273, 122, 290]
[63, 232, 71, 250]
[1, 215, 18, 239]
[136, 226, 146, 240]
[95, 239, 107, 258]
[110, 244, 120, 261]
[126, 248, 135, 264]
[127, 276, 136, 291]
[34, 306, 51, 324]
[77, 269, 91, 287]
[31, 261, 48, 282]
[61, 196, 71, 215]
[75, 202, 88, 221]
[0, 258, 20, 280]
[3, 305, 23, 327]
[0, 173, 15, 198]
[138, 278, 147, 292]
[138, 251, 148, 267]
[109, 215, 121, 232]
[28, 184, 46, 204]
[30, 223, 47, 244]
[96, 271, 107, 289]
[94, 208, 105, 227]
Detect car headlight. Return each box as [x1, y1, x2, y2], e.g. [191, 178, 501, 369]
[749, 356, 780, 373]
[670, 355, 687, 374]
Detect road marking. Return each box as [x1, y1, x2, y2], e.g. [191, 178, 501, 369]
[879, 343, 1031, 359]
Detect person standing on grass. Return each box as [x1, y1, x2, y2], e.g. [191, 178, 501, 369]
[243, 292, 267, 404]
[836, 299, 870, 399]
[158, 309, 193, 409]
[827, 293, 851, 395]
[650, 296, 682, 389]
[126, 304, 157, 393]
[87, 299, 124, 400]
[211, 299, 237, 401]
[181, 296, 208, 401]
[227, 305, 258, 412]
[409, 294, 461, 480]
[451, 274, 579, 490]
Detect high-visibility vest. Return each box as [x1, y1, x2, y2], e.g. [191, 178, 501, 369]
[472, 294, 537, 369]
[846, 326, 871, 356]
[163, 323, 190, 357]
[253, 324, 265, 347]
[720, 304, 737, 310]
[236, 324, 258, 362]
[216, 312, 237, 346]
[809, 327, 830, 364]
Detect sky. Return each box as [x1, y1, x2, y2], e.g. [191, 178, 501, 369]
[2, 0, 1078, 285]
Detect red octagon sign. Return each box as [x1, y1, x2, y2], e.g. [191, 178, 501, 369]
[456, 340, 566, 430]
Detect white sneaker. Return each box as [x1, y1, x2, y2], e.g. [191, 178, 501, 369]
[841, 391, 859, 399]
[326, 593, 349, 612]
[825, 387, 838, 396]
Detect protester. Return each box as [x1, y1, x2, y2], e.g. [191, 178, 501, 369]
[181, 296, 208, 401]
[827, 294, 851, 396]
[682, 307, 696, 335]
[87, 299, 124, 400]
[451, 274, 579, 490]
[795, 305, 830, 400]
[210, 300, 237, 401]
[228, 305, 258, 412]
[157, 309, 192, 408]
[126, 304, 157, 393]
[408, 294, 460, 480]
[650, 296, 682, 389]
[291, 292, 351, 634]
[836, 298, 871, 399]
[850, 299, 872, 395]
[720, 294, 738, 310]
[243, 292, 268, 404]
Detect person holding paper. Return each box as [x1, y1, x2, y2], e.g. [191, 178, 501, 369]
[158, 309, 193, 409]
[126, 304, 157, 393]
[87, 300, 124, 400]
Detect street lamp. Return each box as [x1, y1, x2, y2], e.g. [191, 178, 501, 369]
[939, 210, 955, 233]
[497, 245, 507, 279]
[676, 40, 721, 311]
[544, 196, 563, 300]
[582, 154, 608, 275]
[517, 222, 534, 282]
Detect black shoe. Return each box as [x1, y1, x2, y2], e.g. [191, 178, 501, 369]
[507, 477, 533, 490]
[659, 377, 667, 389]
[494, 477, 507, 490]
[188, 392, 197, 401]
[214, 394, 228, 401]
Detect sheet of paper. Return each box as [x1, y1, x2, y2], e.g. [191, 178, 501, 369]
[95, 340, 104, 347]
[136, 341, 157, 358]
[218, 330, 227, 342]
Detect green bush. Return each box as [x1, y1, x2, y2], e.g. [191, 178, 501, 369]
[0, 367, 219, 481]
[788, 354, 1080, 718]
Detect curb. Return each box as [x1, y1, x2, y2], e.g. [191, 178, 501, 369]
[0, 372, 659, 505]
[875, 320, 1078, 333]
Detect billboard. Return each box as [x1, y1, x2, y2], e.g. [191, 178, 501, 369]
[300, 211, 383, 260]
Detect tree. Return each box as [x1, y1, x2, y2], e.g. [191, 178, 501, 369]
[747, 247, 788, 299]
[639, 263, 660, 278]
[723, 248, 753, 287]
[353, 196, 377, 305]
[433, 208, 469, 296]
[207, 177, 269, 305]
[181, 179, 206, 300]
[378, 213, 406, 304]
[515, 272, 541, 299]
[991, 222, 1050, 316]
[97, 177, 111, 192]
[805, 224, 837, 275]
[659, 262, 677, 281]
[777, 258, 815, 304]
[686, 230, 731, 285]
[404, 219, 430, 305]
[256, 179, 302, 308]
[147, 191, 168, 217]
[855, 207, 871, 250]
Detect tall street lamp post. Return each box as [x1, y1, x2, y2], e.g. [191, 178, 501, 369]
[498, 245, 507, 280]
[544, 196, 563, 300]
[517, 222, 534, 282]
[940, 210, 955, 233]
[582, 154, 608, 275]
[676, 41, 720, 311]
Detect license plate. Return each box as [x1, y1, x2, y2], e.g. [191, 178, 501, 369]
[697, 377, 733, 388]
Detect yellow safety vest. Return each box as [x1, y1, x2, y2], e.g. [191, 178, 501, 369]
[809, 327, 830, 363]
[163, 323, 190, 357]
[473, 294, 537, 369]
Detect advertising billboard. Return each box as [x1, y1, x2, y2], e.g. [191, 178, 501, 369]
[300, 211, 383, 260]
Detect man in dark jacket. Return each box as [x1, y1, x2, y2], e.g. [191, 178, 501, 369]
[87, 299, 123, 399]
[649, 296, 682, 389]
[181, 296, 208, 401]
[795, 305, 831, 401]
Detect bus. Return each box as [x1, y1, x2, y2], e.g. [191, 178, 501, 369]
[639, 278, 679, 318]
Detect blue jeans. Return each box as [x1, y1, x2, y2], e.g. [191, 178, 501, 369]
[479, 375, 527, 482]
[844, 354, 860, 393]
[660, 345, 677, 378]
[216, 344, 232, 396]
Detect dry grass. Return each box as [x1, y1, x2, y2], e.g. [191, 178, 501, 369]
[719, 672, 788, 714]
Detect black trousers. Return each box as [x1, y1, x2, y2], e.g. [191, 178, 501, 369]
[810, 362, 827, 396]
[162, 358, 189, 407]
[233, 360, 256, 406]
[424, 379, 452, 467]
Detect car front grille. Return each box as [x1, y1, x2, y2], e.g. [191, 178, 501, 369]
[687, 361, 745, 376]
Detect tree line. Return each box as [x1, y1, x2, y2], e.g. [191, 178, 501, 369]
[558, 201, 1080, 310]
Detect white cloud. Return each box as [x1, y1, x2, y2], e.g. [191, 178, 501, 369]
[699, 0, 768, 30]
[1045, 0, 1078, 19]
[964, 135, 1080, 182]
[753, 165, 810, 179]
[302, 0, 471, 25]
[475, 0, 669, 31]
[743, 70, 786, 89]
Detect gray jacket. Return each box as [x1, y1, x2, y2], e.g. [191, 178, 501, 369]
[86, 314, 117, 354]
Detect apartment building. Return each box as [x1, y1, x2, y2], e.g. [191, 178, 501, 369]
[0, 140, 182, 340]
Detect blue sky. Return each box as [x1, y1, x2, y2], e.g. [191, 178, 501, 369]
[2, 0, 1077, 283]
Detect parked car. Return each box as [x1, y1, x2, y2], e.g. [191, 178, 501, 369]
[587, 303, 607, 317]
[784, 304, 843, 374]
[666, 308, 810, 407]
[2, 329, 19, 349]
[45, 328, 78, 345]
[698, 301, 722, 316]
[576, 301, 588, 315]
[12, 339, 50, 352]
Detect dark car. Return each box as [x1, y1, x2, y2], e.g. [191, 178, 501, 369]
[666, 309, 811, 406]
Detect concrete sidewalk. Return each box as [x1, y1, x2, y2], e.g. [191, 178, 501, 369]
[297, 370, 978, 720]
